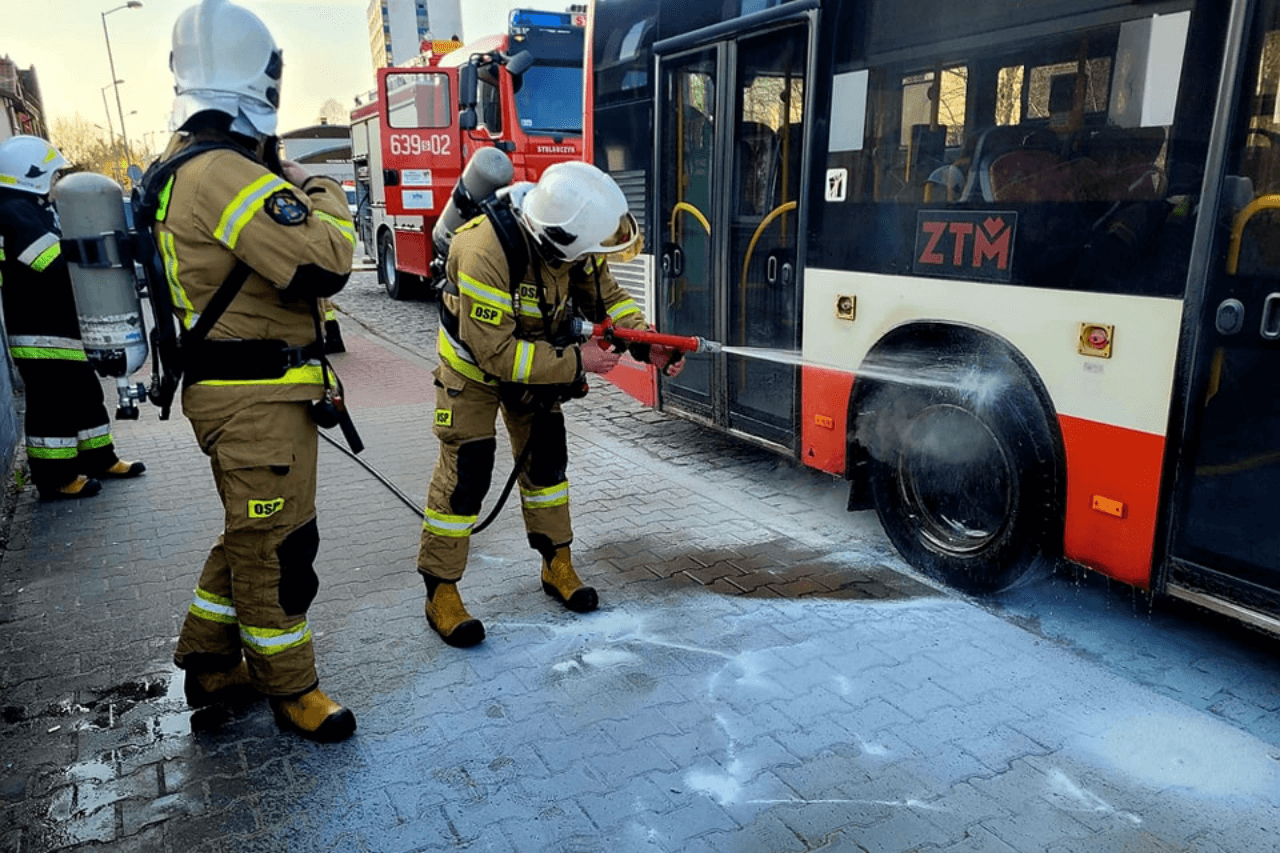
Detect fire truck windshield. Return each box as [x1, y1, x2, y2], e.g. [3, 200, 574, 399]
[514, 63, 583, 134]
[508, 12, 585, 136]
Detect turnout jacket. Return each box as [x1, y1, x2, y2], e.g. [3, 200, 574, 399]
[0, 190, 85, 358]
[152, 133, 356, 420]
[440, 215, 647, 386]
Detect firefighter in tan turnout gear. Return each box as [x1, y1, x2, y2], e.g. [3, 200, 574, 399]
[420, 160, 684, 647]
[153, 0, 358, 741]
[0, 136, 147, 500]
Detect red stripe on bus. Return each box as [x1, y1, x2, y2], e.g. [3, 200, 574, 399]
[801, 366, 855, 476]
[1058, 414, 1164, 588]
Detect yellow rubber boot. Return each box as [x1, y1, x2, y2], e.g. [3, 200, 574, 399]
[271, 688, 356, 743]
[185, 660, 257, 708]
[42, 475, 102, 501]
[541, 547, 598, 613]
[424, 578, 485, 647]
[102, 460, 146, 478]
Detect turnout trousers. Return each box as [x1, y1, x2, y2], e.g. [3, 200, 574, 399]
[174, 401, 322, 697]
[14, 355, 119, 490]
[417, 364, 572, 583]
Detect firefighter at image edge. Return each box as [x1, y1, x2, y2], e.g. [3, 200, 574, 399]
[419, 160, 685, 648]
[150, 0, 359, 741]
[0, 136, 147, 500]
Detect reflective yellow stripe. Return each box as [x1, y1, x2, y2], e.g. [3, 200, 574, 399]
[608, 299, 642, 322]
[215, 174, 288, 249]
[158, 231, 196, 329]
[422, 508, 477, 538]
[189, 587, 237, 625]
[520, 481, 569, 508]
[512, 340, 535, 382]
[314, 211, 356, 246]
[9, 346, 87, 361]
[156, 176, 175, 222]
[197, 363, 329, 387]
[437, 328, 496, 385]
[240, 621, 311, 656]
[19, 233, 61, 269]
[31, 243, 61, 272]
[457, 272, 513, 314]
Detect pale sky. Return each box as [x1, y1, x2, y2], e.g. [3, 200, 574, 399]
[3, 0, 530, 149]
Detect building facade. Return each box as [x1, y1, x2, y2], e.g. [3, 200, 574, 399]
[367, 0, 464, 72]
[0, 55, 46, 141]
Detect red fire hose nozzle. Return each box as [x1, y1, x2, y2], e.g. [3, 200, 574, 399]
[570, 317, 722, 354]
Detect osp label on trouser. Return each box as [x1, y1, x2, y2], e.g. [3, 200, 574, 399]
[435, 408, 452, 427]
[249, 497, 286, 518]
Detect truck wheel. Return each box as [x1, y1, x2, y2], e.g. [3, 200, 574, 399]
[379, 231, 418, 300]
[859, 365, 1060, 594]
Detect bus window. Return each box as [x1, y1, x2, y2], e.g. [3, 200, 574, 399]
[822, 6, 1197, 296]
[386, 73, 450, 129]
[1228, 16, 1280, 279]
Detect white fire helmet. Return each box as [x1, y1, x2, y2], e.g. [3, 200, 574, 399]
[518, 161, 640, 263]
[0, 136, 70, 197]
[169, 0, 283, 136]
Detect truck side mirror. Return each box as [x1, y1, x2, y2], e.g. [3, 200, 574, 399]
[505, 50, 534, 76]
[459, 108, 478, 131]
[459, 64, 478, 110]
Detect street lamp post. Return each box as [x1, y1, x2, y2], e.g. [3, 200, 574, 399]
[100, 81, 123, 181]
[101, 2, 142, 171]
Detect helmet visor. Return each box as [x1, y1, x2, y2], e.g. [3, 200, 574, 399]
[597, 212, 641, 261]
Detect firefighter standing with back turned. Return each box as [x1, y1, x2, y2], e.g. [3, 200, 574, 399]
[151, 0, 358, 741]
[0, 136, 146, 501]
[419, 161, 684, 647]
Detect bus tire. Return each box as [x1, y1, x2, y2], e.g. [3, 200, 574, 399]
[856, 341, 1061, 594]
[379, 230, 419, 300]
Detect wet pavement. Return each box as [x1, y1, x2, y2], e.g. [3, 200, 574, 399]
[1, 269, 1279, 852]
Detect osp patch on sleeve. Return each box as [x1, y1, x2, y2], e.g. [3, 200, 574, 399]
[264, 190, 309, 226]
[248, 497, 286, 518]
[434, 408, 453, 427]
[470, 303, 503, 325]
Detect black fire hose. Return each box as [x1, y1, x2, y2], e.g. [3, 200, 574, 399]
[316, 403, 544, 533]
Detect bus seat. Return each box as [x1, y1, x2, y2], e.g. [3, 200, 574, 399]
[1069, 126, 1167, 200]
[959, 125, 1063, 201]
[925, 164, 965, 202]
[986, 149, 1079, 202]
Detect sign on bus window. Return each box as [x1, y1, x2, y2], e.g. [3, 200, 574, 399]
[386, 73, 451, 129]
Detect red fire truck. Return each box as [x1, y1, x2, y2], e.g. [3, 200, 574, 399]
[350, 9, 589, 300]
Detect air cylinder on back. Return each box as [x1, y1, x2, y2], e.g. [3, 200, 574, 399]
[54, 171, 150, 418]
[432, 147, 514, 259]
[54, 171, 147, 379]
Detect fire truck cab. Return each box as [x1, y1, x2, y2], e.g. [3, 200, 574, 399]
[350, 9, 587, 300]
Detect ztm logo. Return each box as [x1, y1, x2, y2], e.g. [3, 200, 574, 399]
[913, 212, 1016, 282]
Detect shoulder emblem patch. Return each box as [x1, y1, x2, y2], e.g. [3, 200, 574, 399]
[264, 189, 308, 226]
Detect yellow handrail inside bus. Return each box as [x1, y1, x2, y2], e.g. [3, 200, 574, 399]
[1228, 193, 1280, 275]
[740, 201, 798, 293]
[670, 202, 711, 237]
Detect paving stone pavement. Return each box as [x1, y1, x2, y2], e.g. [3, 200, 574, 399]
[1, 271, 1278, 852]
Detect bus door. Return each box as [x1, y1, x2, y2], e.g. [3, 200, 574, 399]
[655, 10, 814, 448]
[1168, 0, 1280, 613]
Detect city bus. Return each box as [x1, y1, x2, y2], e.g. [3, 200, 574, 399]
[588, 0, 1280, 633]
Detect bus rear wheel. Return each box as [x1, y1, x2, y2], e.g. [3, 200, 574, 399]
[860, 370, 1059, 594]
[379, 231, 420, 300]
